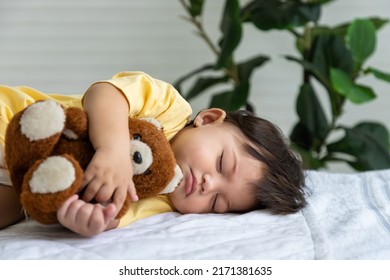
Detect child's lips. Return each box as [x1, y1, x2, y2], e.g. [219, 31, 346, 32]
[185, 169, 197, 197]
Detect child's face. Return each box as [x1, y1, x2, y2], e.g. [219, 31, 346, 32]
[168, 108, 263, 214]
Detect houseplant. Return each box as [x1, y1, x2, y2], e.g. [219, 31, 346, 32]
[175, 0, 390, 171]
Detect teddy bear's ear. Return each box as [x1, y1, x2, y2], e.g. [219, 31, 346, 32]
[20, 100, 66, 141]
[139, 118, 163, 131]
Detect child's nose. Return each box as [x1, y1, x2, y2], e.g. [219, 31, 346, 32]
[201, 173, 220, 194]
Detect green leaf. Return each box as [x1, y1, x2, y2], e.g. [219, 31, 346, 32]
[209, 82, 249, 111]
[365, 67, 390, 83]
[285, 55, 346, 117]
[285, 56, 330, 89]
[310, 34, 354, 81]
[368, 17, 390, 29]
[330, 68, 376, 103]
[315, 17, 389, 39]
[237, 55, 269, 83]
[185, 76, 229, 100]
[327, 122, 390, 170]
[290, 121, 313, 151]
[346, 84, 376, 104]
[296, 82, 329, 141]
[241, 0, 322, 30]
[293, 34, 353, 117]
[330, 68, 353, 96]
[356, 123, 390, 146]
[188, 0, 204, 17]
[210, 91, 235, 111]
[290, 142, 326, 170]
[231, 82, 250, 108]
[172, 64, 214, 94]
[216, 0, 242, 69]
[291, 3, 321, 26]
[347, 19, 377, 69]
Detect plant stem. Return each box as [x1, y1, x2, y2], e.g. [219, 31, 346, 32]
[178, 0, 240, 84]
[178, 0, 220, 56]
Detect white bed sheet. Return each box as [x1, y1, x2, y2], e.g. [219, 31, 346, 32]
[1, 169, 389, 260]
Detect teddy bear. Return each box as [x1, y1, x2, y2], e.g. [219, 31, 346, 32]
[4, 100, 182, 224]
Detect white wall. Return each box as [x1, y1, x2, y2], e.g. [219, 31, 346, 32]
[1, 0, 389, 171]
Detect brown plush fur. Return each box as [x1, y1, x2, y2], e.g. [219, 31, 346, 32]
[4, 100, 177, 224]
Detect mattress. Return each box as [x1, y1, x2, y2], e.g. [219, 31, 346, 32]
[1, 169, 390, 260]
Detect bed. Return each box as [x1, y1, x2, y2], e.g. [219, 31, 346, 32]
[1, 169, 390, 260]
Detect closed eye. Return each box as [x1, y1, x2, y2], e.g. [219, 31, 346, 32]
[211, 194, 218, 212]
[218, 152, 224, 173]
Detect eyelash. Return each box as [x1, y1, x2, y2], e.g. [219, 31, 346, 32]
[213, 152, 223, 211]
[218, 152, 224, 173]
[212, 194, 218, 211]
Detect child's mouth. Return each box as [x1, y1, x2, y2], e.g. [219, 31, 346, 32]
[185, 169, 197, 197]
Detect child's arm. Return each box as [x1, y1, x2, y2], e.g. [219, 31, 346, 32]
[57, 194, 119, 237]
[82, 83, 138, 213]
[57, 83, 135, 236]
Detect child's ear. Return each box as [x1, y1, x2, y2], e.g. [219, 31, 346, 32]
[193, 108, 226, 127]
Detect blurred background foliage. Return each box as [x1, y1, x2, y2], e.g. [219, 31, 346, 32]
[174, 0, 390, 171]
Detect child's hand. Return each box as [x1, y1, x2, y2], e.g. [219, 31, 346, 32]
[80, 147, 138, 216]
[57, 194, 118, 237]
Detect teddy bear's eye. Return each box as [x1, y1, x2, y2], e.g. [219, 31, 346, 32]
[143, 169, 151, 175]
[133, 151, 143, 164]
[133, 134, 142, 141]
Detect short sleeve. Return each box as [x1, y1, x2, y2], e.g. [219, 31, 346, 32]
[90, 71, 192, 140]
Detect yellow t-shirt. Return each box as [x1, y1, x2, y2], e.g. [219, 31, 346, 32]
[0, 71, 192, 144]
[118, 195, 174, 228]
[0, 86, 83, 145]
[0, 71, 192, 227]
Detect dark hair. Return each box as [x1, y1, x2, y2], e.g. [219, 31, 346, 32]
[224, 110, 307, 214]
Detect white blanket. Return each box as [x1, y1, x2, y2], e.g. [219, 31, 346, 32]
[303, 169, 390, 259]
[1, 169, 389, 259]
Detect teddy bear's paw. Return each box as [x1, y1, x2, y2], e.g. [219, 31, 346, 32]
[29, 156, 76, 194]
[20, 100, 66, 141]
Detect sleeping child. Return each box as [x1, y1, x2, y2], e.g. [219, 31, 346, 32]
[0, 71, 306, 236]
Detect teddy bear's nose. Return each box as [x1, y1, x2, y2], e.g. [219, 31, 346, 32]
[133, 151, 143, 164]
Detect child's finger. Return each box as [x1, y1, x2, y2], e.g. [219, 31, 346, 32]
[94, 184, 115, 203]
[81, 169, 95, 188]
[87, 204, 116, 234]
[111, 186, 127, 214]
[128, 182, 138, 201]
[57, 194, 79, 218]
[81, 177, 101, 202]
[65, 200, 89, 223]
[102, 203, 117, 222]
